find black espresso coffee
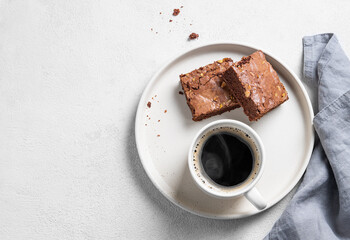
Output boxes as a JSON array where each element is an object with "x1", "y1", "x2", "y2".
[{"x1": 200, "y1": 132, "x2": 253, "y2": 187}]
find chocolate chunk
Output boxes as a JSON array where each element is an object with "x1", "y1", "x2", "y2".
[{"x1": 147, "y1": 102, "x2": 151, "y2": 108}]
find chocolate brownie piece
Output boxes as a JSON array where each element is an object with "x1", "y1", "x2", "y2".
[
  {"x1": 223, "y1": 51, "x2": 288, "y2": 121},
  {"x1": 180, "y1": 58, "x2": 240, "y2": 121}
]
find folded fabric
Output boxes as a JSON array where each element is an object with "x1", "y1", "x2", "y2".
[{"x1": 265, "y1": 34, "x2": 350, "y2": 240}]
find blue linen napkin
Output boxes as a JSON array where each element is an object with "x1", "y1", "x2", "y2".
[{"x1": 265, "y1": 34, "x2": 350, "y2": 240}]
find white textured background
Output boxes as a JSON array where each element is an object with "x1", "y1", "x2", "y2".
[{"x1": 1, "y1": 0, "x2": 350, "y2": 239}]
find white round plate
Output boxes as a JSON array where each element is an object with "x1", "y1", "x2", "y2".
[{"x1": 135, "y1": 43, "x2": 314, "y2": 219}]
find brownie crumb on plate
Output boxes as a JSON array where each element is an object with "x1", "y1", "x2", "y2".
[
  {"x1": 147, "y1": 102, "x2": 151, "y2": 108},
  {"x1": 178, "y1": 91, "x2": 184, "y2": 95}
]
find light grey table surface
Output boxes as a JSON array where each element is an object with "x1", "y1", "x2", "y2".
[{"x1": 1, "y1": 0, "x2": 350, "y2": 239}]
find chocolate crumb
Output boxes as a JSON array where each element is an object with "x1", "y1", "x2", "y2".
[
  {"x1": 158, "y1": 120, "x2": 160, "y2": 122},
  {"x1": 160, "y1": 12, "x2": 162, "y2": 14},
  {"x1": 189, "y1": 33, "x2": 199, "y2": 40},
  {"x1": 157, "y1": 134, "x2": 160, "y2": 137},
  {"x1": 145, "y1": 124, "x2": 147, "y2": 126},
  {"x1": 180, "y1": 6, "x2": 183, "y2": 8},
  {"x1": 147, "y1": 102, "x2": 151, "y2": 108},
  {"x1": 156, "y1": 32, "x2": 158, "y2": 34},
  {"x1": 169, "y1": 19, "x2": 173, "y2": 22},
  {"x1": 155, "y1": 95, "x2": 157, "y2": 97},
  {"x1": 151, "y1": 28, "x2": 153, "y2": 31},
  {"x1": 190, "y1": 24, "x2": 192, "y2": 26},
  {"x1": 164, "y1": 110, "x2": 167, "y2": 113},
  {"x1": 173, "y1": 9, "x2": 180, "y2": 16},
  {"x1": 179, "y1": 91, "x2": 184, "y2": 95}
]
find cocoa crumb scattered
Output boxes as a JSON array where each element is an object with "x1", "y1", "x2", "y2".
[
  {"x1": 158, "y1": 120, "x2": 160, "y2": 122},
  {"x1": 157, "y1": 134, "x2": 160, "y2": 137},
  {"x1": 155, "y1": 95, "x2": 157, "y2": 97},
  {"x1": 151, "y1": 28, "x2": 153, "y2": 31},
  {"x1": 189, "y1": 33, "x2": 199, "y2": 40},
  {"x1": 147, "y1": 102, "x2": 151, "y2": 108},
  {"x1": 164, "y1": 110, "x2": 167, "y2": 113},
  {"x1": 160, "y1": 12, "x2": 162, "y2": 14},
  {"x1": 179, "y1": 91, "x2": 184, "y2": 95},
  {"x1": 173, "y1": 9, "x2": 180, "y2": 16},
  {"x1": 145, "y1": 124, "x2": 147, "y2": 126},
  {"x1": 169, "y1": 19, "x2": 173, "y2": 22},
  {"x1": 180, "y1": 6, "x2": 183, "y2": 8}
]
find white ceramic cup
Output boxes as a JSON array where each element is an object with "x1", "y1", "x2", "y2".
[{"x1": 188, "y1": 119, "x2": 267, "y2": 210}]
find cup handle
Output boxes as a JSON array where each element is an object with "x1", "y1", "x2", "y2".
[{"x1": 244, "y1": 187, "x2": 267, "y2": 210}]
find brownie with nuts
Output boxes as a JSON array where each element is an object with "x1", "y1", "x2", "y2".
[
  {"x1": 223, "y1": 51, "x2": 288, "y2": 121},
  {"x1": 180, "y1": 58, "x2": 240, "y2": 121}
]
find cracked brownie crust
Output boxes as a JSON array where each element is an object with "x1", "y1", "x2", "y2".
[
  {"x1": 180, "y1": 58, "x2": 240, "y2": 121},
  {"x1": 223, "y1": 50, "x2": 289, "y2": 121}
]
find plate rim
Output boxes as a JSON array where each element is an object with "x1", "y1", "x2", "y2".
[{"x1": 135, "y1": 42, "x2": 315, "y2": 219}]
